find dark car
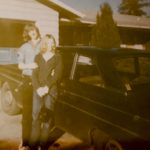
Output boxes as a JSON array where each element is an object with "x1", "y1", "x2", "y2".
[
  {"x1": 54, "y1": 46, "x2": 150, "y2": 150},
  {"x1": 0, "y1": 46, "x2": 150, "y2": 150}
]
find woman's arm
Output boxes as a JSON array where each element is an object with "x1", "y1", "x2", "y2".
[
  {"x1": 18, "y1": 62, "x2": 38, "y2": 70},
  {"x1": 18, "y1": 44, "x2": 25, "y2": 69},
  {"x1": 18, "y1": 43, "x2": 38, "y2": 70},
  {"x1": 32, "y1": 56, "x2": 40, "y2": 90}
]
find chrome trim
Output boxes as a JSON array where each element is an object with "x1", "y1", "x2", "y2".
[
  {"x1": 0, "y1": 73, "x2": 22, "y2": 84},
  {"x1": 0, "y1": 68, "x2": 21, "y2": 77},
  {"x1": 65, "y1": 90, "x2": 150, "y2": 123},
  {"x1": 70, "y1": 52, "x2": 78, "y2": 80},
  {"x1": 58, "y1": 100, "x2": 141, "y2": 139}
]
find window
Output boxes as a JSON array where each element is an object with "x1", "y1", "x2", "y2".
[
  {"x1": 0, "y1": 19, "x2": 33, "y2": 47},
  {"x1": 74, "y1": 54, "x2": 105, "y2": 88},
  {"x1": 113, "y1": 57, "x2": 135, "y2": 74},
  {"x1": 113, "y1": 56, "x2": 150, "y2": 90},
  {"x1": 136, "y1": 57, "x2": 150, "y2": 84},
  {"x1": 113, "y1": 57, "x2": 136, "y2": 90}
]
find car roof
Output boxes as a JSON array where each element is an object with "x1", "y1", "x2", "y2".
[{"x1": 57, "y1": 46, "x2": 150, "y2": 57}]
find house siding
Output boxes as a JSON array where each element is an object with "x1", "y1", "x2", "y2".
[{"x1": 0, "y1": 0, "x2": 59, "y2": 44}]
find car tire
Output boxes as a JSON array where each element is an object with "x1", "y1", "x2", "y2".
[
  {"x1": 90, "y1": 128, "x2": 109, "y2": 150},
  {"x1": 104, "y1": 139, "x2": 124, "y2": 150},
  {"x1": 1, "y1": 82, "x2": 21, "y2": 115}
]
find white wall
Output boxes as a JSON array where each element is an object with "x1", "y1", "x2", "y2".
[{"x1": 0, "y1": 0, "x2": 59, "y2": 44}]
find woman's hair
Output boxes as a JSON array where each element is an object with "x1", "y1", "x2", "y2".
[
  {"x1": 23, "y1": 24, "x2": 40, "y2": 42},
  {"x1": 40, "y1": 34, "x2": 56, "y2": 54}
]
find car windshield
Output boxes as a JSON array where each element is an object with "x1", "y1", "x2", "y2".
[{"x1": 112, "y1": 56, "x2": 150, "y2": 90}]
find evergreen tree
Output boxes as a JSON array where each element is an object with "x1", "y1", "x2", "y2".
[
  {"x1": 92, "y1": 3, "x2": 121, "y2": 48},
  {"x1": 119, "y1": 0, "x2": 150, "y2": 16}
]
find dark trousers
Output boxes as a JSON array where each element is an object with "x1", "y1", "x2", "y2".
[
  {"x1": 21, "y1": 76, "x2": 33, "y2": 147},
  {"x1": 30, "y1": 90, "x2": 55, "y2": 149}
]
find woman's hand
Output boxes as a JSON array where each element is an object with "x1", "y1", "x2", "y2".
[
  {"x1": 43, "y1": 86, "x2": 49, "y2": 95},
  {"x1": 36, "y1": 86, "x2": 49, "y2": 97},
  {"x1": 18, "y1": 63, "x2": 38, "y2": 70},
  {"x1": 37, "y1": 87, "x2": 44, "y2": 97}
]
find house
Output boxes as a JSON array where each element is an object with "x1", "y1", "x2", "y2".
[
  {"x1": 0, "y1": 0, "x2": 84, "y2": 47},
  {"x1": 0, "y1": 0, "x2": 84, "y2": 64},
  {"x1": 60, "y1": 10, "x2": 150, "y2": 49}
]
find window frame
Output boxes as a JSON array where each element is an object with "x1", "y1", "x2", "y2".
[{"x1": 70, "y1": 52, "x2": 105, "y2": 88}]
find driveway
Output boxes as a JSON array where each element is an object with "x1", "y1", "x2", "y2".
[{"x1": 0, "y1": 90, "x2": 93, "y2": 150}]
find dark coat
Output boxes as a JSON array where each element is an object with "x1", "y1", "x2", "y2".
[{"x1": 32, "y1": 52, "x2": 63, "y2": 91}]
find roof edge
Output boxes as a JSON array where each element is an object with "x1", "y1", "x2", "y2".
[{"x1": 48, "y1": 0, "x2": 85, "y2": 18}]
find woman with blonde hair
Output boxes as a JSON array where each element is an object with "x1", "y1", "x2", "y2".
[{"x1": 31, "y1": 34, "x2": 63, "y2": 150}]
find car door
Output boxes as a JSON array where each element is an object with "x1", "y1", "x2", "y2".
[
  {"x1": 112, "y1": 55, "x2": 150, "y2": 143},
  {"x1": 55, "y1": 52, "x2": 129, "y2": 141}
]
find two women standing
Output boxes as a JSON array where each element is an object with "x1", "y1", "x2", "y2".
[{"x1": 18, "y1": 24, "x2": 62, "y2": 150}]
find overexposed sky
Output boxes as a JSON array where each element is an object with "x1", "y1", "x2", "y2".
[
  {"x1": 61, "y1": 0, "x2": 121, "y2": 12},
  {"x1": 61, "y1": 0, "x2": 150, "y2": 15}
]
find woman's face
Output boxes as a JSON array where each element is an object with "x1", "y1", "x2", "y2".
[
  {"x1": 28, "y1": 29, "x2": 38, "y2": 40},
  {"x1": 47, "y1": 38, "x2": 54, "y2": 52}
]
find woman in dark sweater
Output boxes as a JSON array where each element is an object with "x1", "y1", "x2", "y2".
[{"x1": 31, "y1": 34, "x2": 63, "y2": 150}]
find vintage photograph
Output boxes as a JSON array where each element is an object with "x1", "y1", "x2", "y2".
[{"x1": 0, "y1": 0, "x2": 150, "y2": 150}]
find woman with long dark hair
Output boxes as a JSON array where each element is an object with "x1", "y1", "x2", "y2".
[{"x1": 18, "y1": 23, "x2": 41, "y2": 150}]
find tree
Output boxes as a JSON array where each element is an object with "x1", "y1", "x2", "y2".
[
  {"x1": 92, "y1": 3, "x2": 121, "y2": 48},
  {"x1": 118, "y1": 0, "x2": 150, "y2": 16}
]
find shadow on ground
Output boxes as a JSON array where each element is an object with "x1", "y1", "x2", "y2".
[
  {"x1": 0, "y1": 140, "x2": 19, "y2": 150},
  {"x1": 0, "y1": 141, "x2": 93, "y2": 150}
]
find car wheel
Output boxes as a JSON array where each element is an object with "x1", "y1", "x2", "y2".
[
  {"x1": 105, "y1": 139, "x2": 123, "y2": 150},
  {"x1": 90, "y1": 128, "x2": 109, "y2": 150},
  {"x1": 1, "y1": 82, "x2": 21, "y2": 115}
]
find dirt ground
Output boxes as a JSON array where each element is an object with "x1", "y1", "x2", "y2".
[{"x1": 0, "y1": 91, "x2": 94, "y2": 150}]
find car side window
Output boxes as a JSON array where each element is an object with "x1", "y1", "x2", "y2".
[
  {"x1": 113, "y1": 56, "x2": 150, "y2": 90},
  {"x1": 74, "y1": 54, "x2": 105, "y2": 88},
  {"x1": 113, "y1": 57, "x2": 135, "y2": 74},
  {"x1": 135, "y1": 57, "x2": 150, "y2": 84},
  {"x1": 139, "y1": 57, "x2": 150, "y2": 77},
  {"x1": 113, "y1": 57, "x2": 136, "y2": 90}
]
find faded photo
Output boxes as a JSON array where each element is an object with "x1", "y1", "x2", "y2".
[{"x1": 0, "y1": 0, "x2": 150, "y2": 150}]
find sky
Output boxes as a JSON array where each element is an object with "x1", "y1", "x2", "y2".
[{"x1": 61, "y1": 0, "x2": 150, "y2": 15}]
